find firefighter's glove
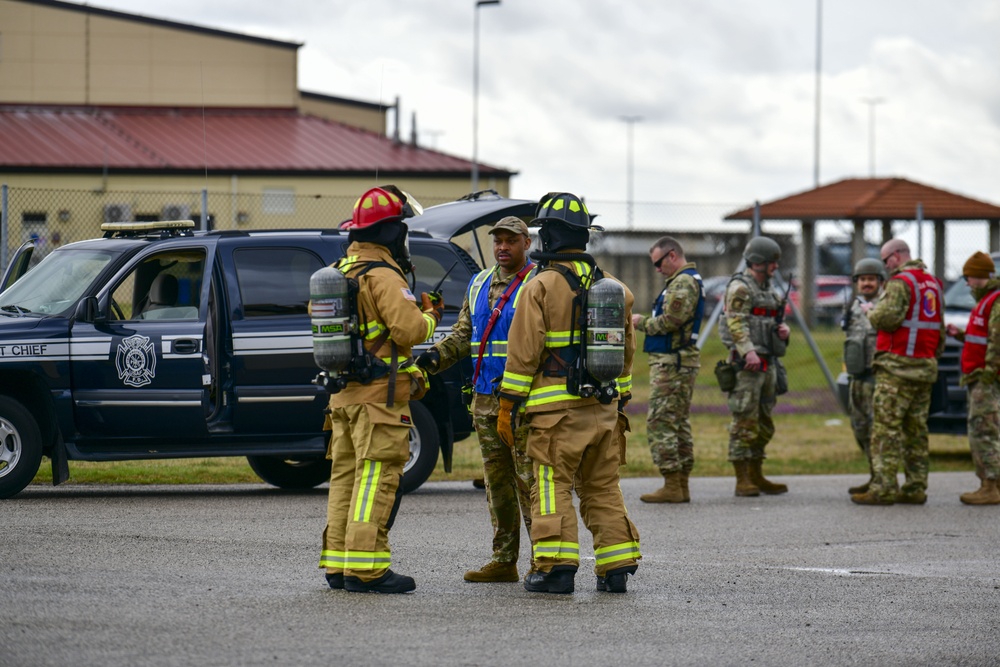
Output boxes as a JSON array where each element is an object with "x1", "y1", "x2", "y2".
[
  {"x1": 497, "y1": 393, "x2": 522, "y2": 448},
  {"x1": 416, "y1": 349, "x2": 440, "y2": 373},
  {"x1": 617, "y1": 391, "x2": 632, "y2": 414},
  {"x1": 420, "y1": 292, "x2": 445, "y2": 323}
]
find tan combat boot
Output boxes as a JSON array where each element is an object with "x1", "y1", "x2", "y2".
[
  {"x1": 681, "y1": 471, "x2": 691, "y2": 502},
  {"x1": 640, "y1": 472, "x2": 686, "y2": 503},
  {"x1": 960, "y1": 478, "x2": 1000, "y2": 505},
  {"x1": 848, "y1": 461, "x2": 875, "y2": 495},
  {"x1": 733, "y1": 461, "x2": 760, "y2": 497},
  {"x1": 749, "y1": 459, "x2": 788, "y2": 495},
  {"x1": 464, "y1": 561, "x2": 519, "y2": 582}
]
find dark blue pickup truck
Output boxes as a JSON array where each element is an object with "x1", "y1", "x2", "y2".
[{"x1": 0, "y1": 192, "x2": 535, "y2": 498}]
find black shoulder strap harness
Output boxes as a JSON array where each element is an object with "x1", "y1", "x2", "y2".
[{"x1": 334, "y1": 259, "x2": 410, "y2": 407}]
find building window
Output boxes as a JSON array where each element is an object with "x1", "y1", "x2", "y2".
[{"x1": 262, "y1": 188, "x2": 295, "y2": 215}]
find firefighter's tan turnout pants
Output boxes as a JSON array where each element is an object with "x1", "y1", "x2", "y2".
[
  {"x1": 526, "y1": 402, "x2": 641, "y2": 577},
  {"x1": 320, "y1": 402, "x2": 410, "y2": 582}
]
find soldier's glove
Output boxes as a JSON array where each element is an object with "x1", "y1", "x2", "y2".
[
  {"x1": 416, "y1": 349, "x2": 440, "y2": 372},
  {"x1": 982, "y1": 366, "x2": 998, "y2": 385},
  {"x1": 497, "y1": 392, "x2": 522, "y2": 448},
  {"x1": 420, "y1": 292, "x2": 445, "y2": 323}
]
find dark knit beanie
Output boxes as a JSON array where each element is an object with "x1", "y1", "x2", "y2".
[{"x1": 963, "y1": 251, "x2": 995, "y2": 279}]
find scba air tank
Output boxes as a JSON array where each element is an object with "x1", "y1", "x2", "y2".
[
  {"x1": 585, "y1": 277, "x2": 626, "y2": 383},
  {"x1": 310, "y1": 266, "x2": 352, "y2": 372}
]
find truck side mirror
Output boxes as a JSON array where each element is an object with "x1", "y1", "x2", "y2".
[{"x1": 74, "y1": 296, "x2": 105, "y2": 324}]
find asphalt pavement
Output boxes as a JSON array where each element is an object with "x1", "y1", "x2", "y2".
[{"x1": 4, "y1": 472, "x2": 999, "y2": 667}]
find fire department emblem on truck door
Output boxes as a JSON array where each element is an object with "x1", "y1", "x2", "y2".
[{"x1": 116, "y1": 334, "x2": 157, "y2": 387}]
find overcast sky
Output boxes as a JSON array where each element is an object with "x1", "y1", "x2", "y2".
[{"x1": 90, "y1": 0, "x2": 999, "y2": 260}]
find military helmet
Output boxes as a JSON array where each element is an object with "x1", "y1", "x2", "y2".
[
  {"x1": 852, "y1": 257, "x2": 887, "y2": 282},
  {"x1": 743, "y1": 236, "x2": 781, "y2": 264},
  {"x1": 532, "y1": 192, "x2": 603, "y2": 231}
]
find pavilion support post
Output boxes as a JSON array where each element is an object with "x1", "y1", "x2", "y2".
[
  {"x1": 990, "y1": 219, "x2": 999, "y2": 253},
  {"x1": 851, "y1": 219, "x2": 866, "y2": 270},
  {"x1": 799, "y1": 220, "x2": 816, "y2": 328},
  {"x1": 933, "y1": 220, "x2": 945, "y2": 279},
  {"x1": 881, "y1": 219, "x2": 893, "y2": 245}
]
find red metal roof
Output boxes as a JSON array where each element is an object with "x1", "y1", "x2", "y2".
[
  {"x1": 726, "y1": 177, "x2": 1000, "y2": 221},
  {"x1": 0, "y1": 105, "x2": 514, "y2": 176}
]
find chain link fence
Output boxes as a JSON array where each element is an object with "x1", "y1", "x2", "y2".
[
  {"x1": 0, "y1": 186, "x2": 463, "y2": 268},
  {"x1": 6, "y1": 185, "x2": 992, "y2": 417}
]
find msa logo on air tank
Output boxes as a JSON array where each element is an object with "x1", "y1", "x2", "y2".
[{"x1": 116, "y1": 334, "x2": 157, "y2": 387}]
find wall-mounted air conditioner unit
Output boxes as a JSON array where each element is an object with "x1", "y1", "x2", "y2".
[
  {"x1": 103, "y1": 203, "x2": 133, "y2": 223},
  {"x1": 161, "y1": 203, "x2": 191, "y2": 221}
]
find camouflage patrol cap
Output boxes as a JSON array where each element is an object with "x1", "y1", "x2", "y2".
[
  {"x1": 962, "y1": 251, "x2": 995, "y2": 279},
  {"x1": 489, "y1": 216, "x2": 530, "y2": 237}
]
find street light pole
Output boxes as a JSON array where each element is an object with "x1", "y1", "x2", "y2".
[
  {"x1": 813, "y1": 0, "x2": 823, "y2": 187},
  {"x1": 860, "y1": 97, "x2": 885, "y2": 177},
  {"x1": 620, "y1": 115, "x2": 642, "y2": 230},
  {"x1": 472, "y1": 0, "x2": 500, "y2": 193}
]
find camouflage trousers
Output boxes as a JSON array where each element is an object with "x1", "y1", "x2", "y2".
[
  {"x1": 727, "y1": 364, "x2": 777, "y2": 461},
  {"x1": 967, "y1": 380, "x2": 1000, "y2": 481},
  {"x1": 473, "y1": 396, "x2": 533, "y2": 564},
  {"x1": 647, "y1": 362, "x2": 698, "y2": 474},
  {"x1": 848, "y1": 375, "x2": 875, "y2": 457},
  {"x1": 870, "y1": 372, "x2": 932, "y2": 498}
]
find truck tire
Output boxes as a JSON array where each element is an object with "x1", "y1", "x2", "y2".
[
  {"x1": 401, "y1": 401, "x2": 439, "y2": 494},
  {"x1": 0, "y1": 396, "x2": 44, "y2": 499},
  {"x1": 246, "y1": 455, "x2": 332, "y2": 490}
]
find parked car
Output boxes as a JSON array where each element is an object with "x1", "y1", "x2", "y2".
[
  {"x1": 0, "y1": 191, "x2": 536, "y2": 499},
  {"x1": 788, "y1": 275, "x2": 853, "y2": 326}
]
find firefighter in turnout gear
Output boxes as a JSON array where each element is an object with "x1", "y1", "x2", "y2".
[
  {"x1": 498, "y1": 192, "x2": 641, "y2": 595},
  {"x1": 946, "y1": 252, "x2": 1000, "y2": 505},
  {"x1": 843, "y1": 257, "x2": 887, "y2": 495},
  {"x1": 417, "y1": 216, "x2": 537, "y2": 582},
  {"x1": 632, "y1": 236, "x2": 704, "y2": 503},
  {"x1": 852, "y1": 239, "x2": 945, "y2": 506},
  {"x1": 719, "y1": 236, "x2": 791, "y2": 497},
  {"x1": 317, "y1": 186, "x2": 443, "y2": 594}
]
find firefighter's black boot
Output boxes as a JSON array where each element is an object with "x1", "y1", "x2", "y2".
[
  {"x1": 344, "y1": 569, "x2": 416, "y2": 594},
  {"x1": 596, "y1": 564, "x2": 638, "y2": 593},
  {"x1": 524, "y1": 565, "x2": 577, "y2": 594},
  {"x1": 325, "y1": 572, "x2": 344, "y2": 590}
]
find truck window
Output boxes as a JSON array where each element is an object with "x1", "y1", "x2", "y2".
[
  {"x1": 234, "y1": 247, "x2": 324, "y2": 317},
  {"x1": 110, "y1": 250, "x2": 205, "y2": 321}
]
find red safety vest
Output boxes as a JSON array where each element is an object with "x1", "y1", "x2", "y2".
[
  {"x1": 875, "y1": 268, "x2": 942, "y2": 359},
  {"x1": 960, "y1": 289, "x2": 1000, "y2": 375}
]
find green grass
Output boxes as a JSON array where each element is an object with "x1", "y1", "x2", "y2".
[{"x1": 29, "y1": 329, "x2": 973, "y2": 487}]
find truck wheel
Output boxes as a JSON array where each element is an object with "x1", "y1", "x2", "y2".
[
  {"x1": 246, "y1": 455, "x2": 332, "y2": 490},
  {"x1": 401, "y1": 401, "x2": 439, "y2": 494},
  {"x1": 0, "y1": 396, "x2": 44, "y2": 499}
]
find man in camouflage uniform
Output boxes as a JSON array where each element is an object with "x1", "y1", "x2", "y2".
[
  {"x1": 852, "y1": 239, "x2": 945, "y2": 506},
  {"x1": 946, "y1": 251, "x2": 1000, "y2": 505},
  {"x1": 720, "y1": 236, "x2": 791, "y2": 497},
  {"x1": 417, "y1": 217, "x2": 535, "y2": 582},
  {"x1": 632, "y1": 236, "x2": 705, "y2": 503},
  {"x1": 842, "y1": 257, "x2": 887, "y2": 495}
]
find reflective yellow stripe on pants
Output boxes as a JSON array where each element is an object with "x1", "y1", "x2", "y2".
[{"x1": 595, "y1": 540, "x2": 641, "y2": 568}]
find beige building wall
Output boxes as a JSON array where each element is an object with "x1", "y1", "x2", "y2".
[
  {"x1": 0, "y1": 0, "x2": 299, "y2": 107},
  {"x1": 1, "y1": 173, "x2": 512, "y2": 247},
  {"x1": 298, "y1": 94, "x2": 387, "y2": 135}
]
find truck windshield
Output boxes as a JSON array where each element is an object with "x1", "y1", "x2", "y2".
[{"x1": 0, "y1": 248, "x2": 117, "y2": 316}]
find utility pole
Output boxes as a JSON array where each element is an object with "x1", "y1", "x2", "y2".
[
  {"x1": 860, "y1": 97, "x2": 885, "y2": 177},
  {"x1": 620, "y1": 115, "x2": 642, "y2": 229}
]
